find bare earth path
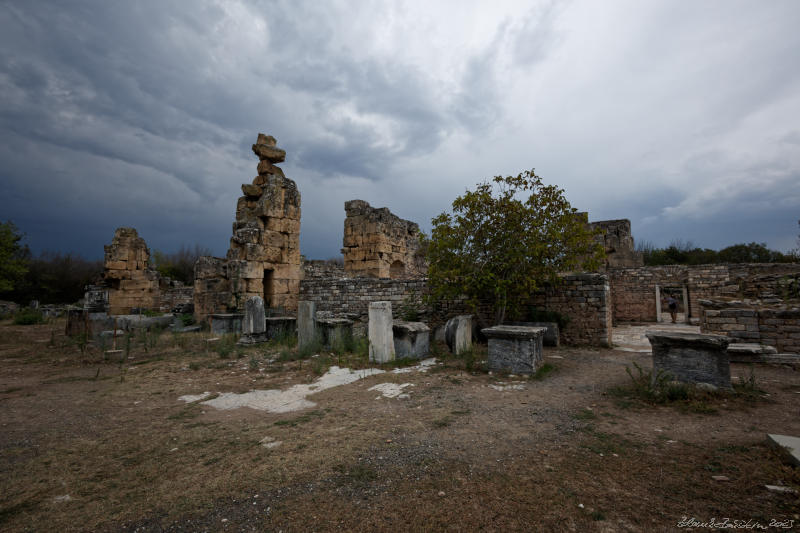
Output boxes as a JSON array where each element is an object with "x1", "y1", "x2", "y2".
[{"x1": 0, "y1": 320, "x2": 798, "y2": 532}]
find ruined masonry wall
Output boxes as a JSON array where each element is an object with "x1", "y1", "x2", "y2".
[
  {"x1": 299, "y1": 273, "x2": 612, "y2": 347},
  {"x1": 588, "y1": 219, "x2": 643, "y2": 269},
  {"x1": 700, "y1": 303, "x2": 800, "y2": 353},
  {"x1": 342, "y1": 200, "x2": 426, "y2": 279},
  {"x1": 609, "y1": 264, "x2": 800, "y2": 323},
  {"x1": 103, "y1": 227, "x2": 160, "y2": 315},
  {"x1": 194, "y1": 134, "x2": 302, "y2": 322}
]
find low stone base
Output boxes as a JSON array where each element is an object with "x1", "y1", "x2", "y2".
[
  {"x1": 211, "y1": 313, "x2": 243, "y2": 335},
  {"x1": 504, "y1": 321, "x2": 559, "y2": 347},
  {"x1": 483, "y1": 325, "x2": 546, "y2": 374},
  {"x1": 646, "y1": 332, "x2": 731, "y2": 389},
  {"x1": 318, "y1": 318, "x2": 354, "y2": 348},
  {"x1": 393, "y1": 321, "x2": 430, "y2": 359}
]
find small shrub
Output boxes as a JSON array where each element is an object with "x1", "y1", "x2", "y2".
[
  {"x1": 215, "y1": 334, "x2": 237, "y2": 359},
  {"x1": 179, "y1": 313, "x2": 195, "y2": 327},
  {"x1": 13, "y1": 307, "x2": 45, "y2": 325},
  {"x1": 142, "y1": 309, "x2": 163, "y2": 317},
  {"x1": 399, "y1": 291, "x2": 421, "y2": 321},
  {"x1": 248, "y1": 354, "x2": 260, "y2": 371},
  {"x1": 531, "y1": 362, "x2": 555, "y2": 380}
]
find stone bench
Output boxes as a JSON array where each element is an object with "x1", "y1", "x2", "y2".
[
  {"x1": 645, "y1": 332, "x2": 731, "y2": 389},
  {"x1": 393, "y1": 321, "x2": 430, "y2": 359},
  {"x1": 483, "y1": 325, "x2": 547, "y2": 374}
]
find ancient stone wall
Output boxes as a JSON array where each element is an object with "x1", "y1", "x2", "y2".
[
  {"x1": 303, "y1": 260, "x2": 345, "y2": 280},
  {"x1": 609, "y1": 263, "x2": 800, "y2": 323},
  {"x1": 700, "y1": 300, "x2": 800, "y2": 353},
  {"x1": 299, "y1": 273, "x2": 612, "y2": 347},
  {"x1": 588, "y1": 218, "x2": 643, "y2": 269},
  {"x1": 194, "y1": 134, "x2": 302, "y2": 322},
  {"x1": 103, "y1": 227, "x2": 160, "y2": 315},
  {"x1": 342, "y1": 200, "x2": 425, "y2": 279}
]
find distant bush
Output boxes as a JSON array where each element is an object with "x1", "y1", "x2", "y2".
[{"x1": 13, "y1": 307, "x2": 45, "y2": 325}]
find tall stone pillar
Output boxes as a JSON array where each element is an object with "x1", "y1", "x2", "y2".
[
  {"x1": 297, "y1": 300, "x2": 317, "y2": 350},
  {"x1": 369, "y1": 301, "x2": 395, "y2": 363}
]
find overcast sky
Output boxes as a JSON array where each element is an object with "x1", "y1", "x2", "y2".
[{"x1": 1, "y1": 0, "x2": 798, "y2": 260}]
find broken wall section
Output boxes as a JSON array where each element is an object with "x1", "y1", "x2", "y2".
[
  {"x1": 588, "y1": 218, "x2": 643, "y2": 269},
  {"x1": 342, "y1": 200, "x2": 426, "y2": 279},
  {"x1": 103, "y1": 227, "x2": 160, "y2": 315},
  {"x1": 194, "y1": 134, "x2": 302, "y2": 323}
]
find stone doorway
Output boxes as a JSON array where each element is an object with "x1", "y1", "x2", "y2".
[
  {"x1": 655, "y1": 284, "x2": 690, "y2": 324},
  {"x1": 264, "y1": 268, "x2": 274, "y2": 308}
]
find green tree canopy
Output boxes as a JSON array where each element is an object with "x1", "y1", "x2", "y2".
[
  {"x1": 426, "y1": 169, "x2": 604, "y2": 325},
  {"x1": 0, "y1": 221, "x2": 29, "y2": 293}
]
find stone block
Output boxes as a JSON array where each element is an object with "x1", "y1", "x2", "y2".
[
  {"x1": 242, "y1": 296, "x2": 266, "y2": 335},
  {"x1": 297, "y1": 301, "x2": 316, "y2": 350},
  {"x1": 483, "y1": 325, "x2": 546, "y2": 374},
  {"x1": 210, "y1": 314, "x2": 243, "y2": 335},
  {"x1": 445, "y1": 315, "x2": 472, "y2": 355},
  {"x1": 369, "y1": 301, "x2": 395, "y2": 363},
  {"x1": 393, "y1": 321, "x2": 430, "y2": 359},
  {"x1": 318, "y1": 318, "x2": 354, "y2": 349},
  {"x1": 646, "y1": 332, "x2": 731, "y2": 389}
]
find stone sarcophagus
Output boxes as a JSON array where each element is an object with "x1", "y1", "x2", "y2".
[
  {"x1": 646, "y1": 332, "x2": 732, "y2": 389},
  {"x1": 483, "y1": 325, "x2": 546, "y2": 375}
]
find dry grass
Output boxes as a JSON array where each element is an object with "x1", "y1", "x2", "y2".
[{"x1": 0, "y1": 320, "x2": 799, "y2": 531}]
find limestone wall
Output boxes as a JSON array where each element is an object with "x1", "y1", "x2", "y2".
[
  {"x1": 588, "y1": 219, "x2": 644, "y2": 269},
  {"x1": 609, "y1": 264, "x2": 800, "y2": 324},
  {"x1": 103, "y1": 227, "x2": 160, "y2": 315},
  {"x1": 700, "y1": 300, "x2": 800, "y2": 353},
  {"x1": 342, "y1": 200, "x2": 426, "y2": 279},
  {"x1": 194, "y1": 134, "x2": 302, "y2": 322},
  {"x1": 299, "y1": 273, "x2": 612, "y2": 347}
]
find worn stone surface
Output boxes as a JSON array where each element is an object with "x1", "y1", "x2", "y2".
[
  {"x1": 342, "y1": 200, "x2": 426, "y2": 279},
  {"x1": 210, "y1": 314, "x2": 243, "y2": 335},
  {"x1": 483, "y1": 325, "x2": 546, "y2": 374},
  {"x1": 194, "y1": 134, "x2": 302, "y2": 322},
  {"x1": 393, "y1": 321, "x2": 430, "y2": 359},
  {"x1": 369, "y1": 301, "x2": 395, "y2": 363},
  {"x1": 766, "y1": 434, "x2": 800, "y2": 467},
  {"x1": 587, "y1": 218, "x2": 643, "y2": 269},
  {"x1": 504, "y1": 321, "x2": 559, "y2": 347},
  {"x1": 297, "y1": 301, "x2": 317, "y2": 349},
  {"x1": 243, "y1": 296, "x2": 266, "y2": 335},
  {"x1": 103, "y1": 228, "x2": 160, "y2": 315},
  {"x1": 646, "y1": 332, "x2": 732, "y2": 389},
  {"x1": 445, "y1": 315, "x2": 472, "y2": 355},
  {"x1": 318, "y1": 318, "x2": 354, "y2": 349}
]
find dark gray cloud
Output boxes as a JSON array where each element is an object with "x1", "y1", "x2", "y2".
[{"x1": 0, "y1": 0, "x2": 798, "y2": 262}]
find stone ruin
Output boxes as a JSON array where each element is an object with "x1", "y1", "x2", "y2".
[
  {"x1": 587, "y1": 218, "x2": 643, "y2": 269},
  {"x1": 103, "y1": 227, "x2": 160, "y2": 315},
  {"x1": 342, "y1": 200, "x2": 426, "y2": 279},
  {"x1": 194, "y1": 134, "x2": 302, "y2": 323}
]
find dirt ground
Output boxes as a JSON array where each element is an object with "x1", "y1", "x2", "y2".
[{"x1": 1, "y1": 319, "x2": 799, "y2": 532}]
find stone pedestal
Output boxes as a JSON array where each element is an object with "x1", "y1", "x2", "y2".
[
  {"x1": 265, "y1": 316, "x2": 296, "y2": 339},
  {"x1": 318, "y1": 318, "x2": 354, "y2": 348},
  {"x1": 239, "y1": 296, "x2": 269, "y2": 344},
  {"x1": 505, "y1": 321, "x2": 559, "y2": 347},
  {"x1": 646, "y1": 332, "x2": 732, "y2": 389},
  {"x1": 210, "y1": 313, "x2": 243, "y2": 335},
  {"x1": 445, "y1": 315, "x2": 472, "y2": 355},
  {"x1": 393, "y1": 321, "x2": 430, "y2": 359},
  {"x1": 369, "y1": 301, "x2": 395, "y2": 363},
  {"x1": 483, "y1": 325, "x2": 546, "y2": 374},
  {"x1": 297, "y1": 301, "x2": 317, "y2": 349}
]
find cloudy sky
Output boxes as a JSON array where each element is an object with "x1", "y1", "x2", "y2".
[{"x1": 1, "y1": 0, "x2": 799, "y2": 260}]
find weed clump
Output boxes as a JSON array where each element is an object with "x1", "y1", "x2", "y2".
[{"x1": 13, "y1": 307, "x2": 45, "y2": 325}]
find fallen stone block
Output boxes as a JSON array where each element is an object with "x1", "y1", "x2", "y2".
[
  {"x1": 766, "y1": 434, "x2": 800, "y2": 467},
  {"x1": 393, "y1": 321, "x2": 430, "y2": 359}
]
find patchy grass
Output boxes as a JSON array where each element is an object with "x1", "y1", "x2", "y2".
[
  {"x1": 605, "y1": 362, "x2": 770, "y2": 414},
  {"x1": 531, "y1": 362, "x2": 556, "y2": 380}
]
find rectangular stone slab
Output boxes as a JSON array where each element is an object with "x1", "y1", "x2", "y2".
[
  {"x1": 766, "y1": 434, "x2": 800, "y2": 467},
  {"x1": 646, "y1": 332, "x2": 731, "y2": 389}
]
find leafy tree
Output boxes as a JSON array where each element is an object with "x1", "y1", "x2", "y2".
[
  {"x1": 0, "y1": 221, "x2": 29, "y2": 292},
  {"x1": 426, "y1": 169, "x2": 604, "y2": 325}
]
